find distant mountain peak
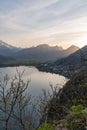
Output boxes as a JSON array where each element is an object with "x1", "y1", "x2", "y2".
[
  {"x1": 63, "y1": 45, "x2": 80, "y2": 57},
  {"x1": 65, "y1": 45, "x2": 79, "y2": 52},
  {"x1": 53, "y1": 45, "x2": 63, "y2": 50},
  {"x1": 37, "y1": 44, "x2": 63, "y2": 50},
  {"x1": 0, "y1": 40, "x2": 21, "y2": 56},
  {"x1": 37, "y1": 44, "x2": 49, "y2": 48},
  {"x1": 55, "y1": 44, "x2": 87, "y2": 67},
  {"x1": 0, "y1": 40, "x2": 8, "y2": 46},
  {"x1": 0, "y1": 40, "x2": 15, "y2": 49},
  {"x1": 67, "y1": 45, "x2": 79, "y2": 50}
]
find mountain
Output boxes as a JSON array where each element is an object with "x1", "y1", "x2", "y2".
[
  {"x1": 0, "y1": 40, "x2": 80, "y2": 63},
  {"x1": 0, "y1": 40, "x2": 21, "y2": 56},
  {"x1": 37, "y1": 44, "x2": 63, "y2": 51},
  {"x1": 15, "y1": 44, "x2": 79, "y2": 62},
  {"x1": 14, "y1": 44, "x2": 64, "y2": 61},
  {"x1": 56, "y1": 45, "x2": 87, "y2": 66},
  {"x1": 46, "y1": 68, "x2": 87, "y2": 127},
  {"x1": 64, "y1": 45, "x2": 79, "y2": 56}
]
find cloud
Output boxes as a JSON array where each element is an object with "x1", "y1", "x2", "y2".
[{"x1": 0, "y1": 0, "x2": 87, "y2": 48}]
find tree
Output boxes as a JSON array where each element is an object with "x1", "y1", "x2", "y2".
[
  {"x1": 0, "y1": 69, "x2": 30, "y2": 130},
  {"x1": 37, "y1": 83, "x2": 63, "y2": 124}
]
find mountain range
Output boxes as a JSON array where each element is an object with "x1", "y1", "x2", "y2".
[
  {"x1": 0, "y1": 40, "x2": 87, "y2": 75},
  {"x1": 0, "y1": 40, "x2": 80, "y2": 62},
  {"x1": 56, "y1": 45, "x2": 87, "y2": 66},
  {"x1": 35, "y1": 44, "x2": 87, "y2": 77},
  {"x1": 14, "y1": 44, "x2": 79, "y2": 61}
]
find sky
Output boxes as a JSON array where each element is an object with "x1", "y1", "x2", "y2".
[{"x1": 0, "y1": 0, "x2": 87, "y2": 48}]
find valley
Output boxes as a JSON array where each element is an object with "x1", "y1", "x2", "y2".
[{"x1": 0, "y1": 40, "x2": 80, "y2": 74}]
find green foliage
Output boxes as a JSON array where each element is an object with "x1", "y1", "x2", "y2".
[
  {"x1": 71, "y1": 105, "x2": 84, "y2": 114},
  {"x1": 4, "y1": 60, "x2": 42, "y2": 66},
  {"x1": 66, "y1": 114, "x2": 86, "y2": 130},
  {"x1": 38, "y1": 123, "x2": 53, "y2": 130},
  {"x1": 65, "y1": 105, "x2": 86, "y2": 130},
  {"x1": 55, "y1": 105, "x2": 86, "y2": 130},
  {"x1": 81, "y1": 83, "x2": 87, "y2": 88}
]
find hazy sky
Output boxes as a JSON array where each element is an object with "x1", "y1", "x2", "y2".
[{"x1": 0, "y1": 0, "x2": 87, "y2": 48}]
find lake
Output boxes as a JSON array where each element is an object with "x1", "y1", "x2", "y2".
[
  {"x1": 0, "y1": 66, "x2": 68, "y2": 96},
  {"x1": 0, "y1": 66, "x2": 68, "y2": 129}
]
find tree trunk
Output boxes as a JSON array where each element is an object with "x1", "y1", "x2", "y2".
[{"x1": 5, "y1": 120, "x2": 8, "y2": 130}]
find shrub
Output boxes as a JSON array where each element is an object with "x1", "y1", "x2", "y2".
[
  {"x1": 71, "y1": 105, "x2": 84, "y2": 114},
  {"x1": 66, "y1": 105, "x2": 86, "y2": 130},
  {"x1": 38, "y1": 123, "x2": 53, "y2": 130}
]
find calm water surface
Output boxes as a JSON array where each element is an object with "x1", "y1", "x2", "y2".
[
  {"x1": 0, "y1": 66, "x2": 68, "y2": 96},
  {"x1": 0, "y1": 66, "x2": 68, "y2": 129}
]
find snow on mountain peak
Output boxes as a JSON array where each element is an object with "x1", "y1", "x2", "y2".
[{"x1": 0, "y1": 40, "x2": 15, "y2": 49}]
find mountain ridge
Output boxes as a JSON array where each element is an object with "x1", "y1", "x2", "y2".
[
  {"x1": 56, "y1": 45, "x2": 87, "y2": 66},
  {"x1": 0, "y1": 40, "x2": 21, "y2": 56},
  {"x1": 14, "y1": 44, "x2": 79, "y2": 61},
  {"x1": 0, "y1": 40, "x2": 80, "y2": 63}
]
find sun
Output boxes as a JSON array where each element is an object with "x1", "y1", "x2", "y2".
[{"x1": 76, "y1": 36, "x2": 87, "y2": 48}]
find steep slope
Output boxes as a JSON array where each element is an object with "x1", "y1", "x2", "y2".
[
  {"x1": 0, "y1": 40, "x2": 21, "y2": 56},
  {"x1": 64, "y1": 45, "x2": 79, "y2": 56},
  {"x1": 46, "y1": 68, "x2": 87, "y2": 126},
  {"x1": 59, "y1": 69, "x2": 87, "y2": 106},
  {"x1": 56, "y1": 45, "x2": 87, "y2": 66}
]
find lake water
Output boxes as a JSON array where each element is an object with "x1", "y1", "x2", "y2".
[
  {"x1": 0, "y1": 66, "x2": 67, "y2": 96},
  {"x1": 0, "y1": 66, "x2": 68, "y2": 129}
]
